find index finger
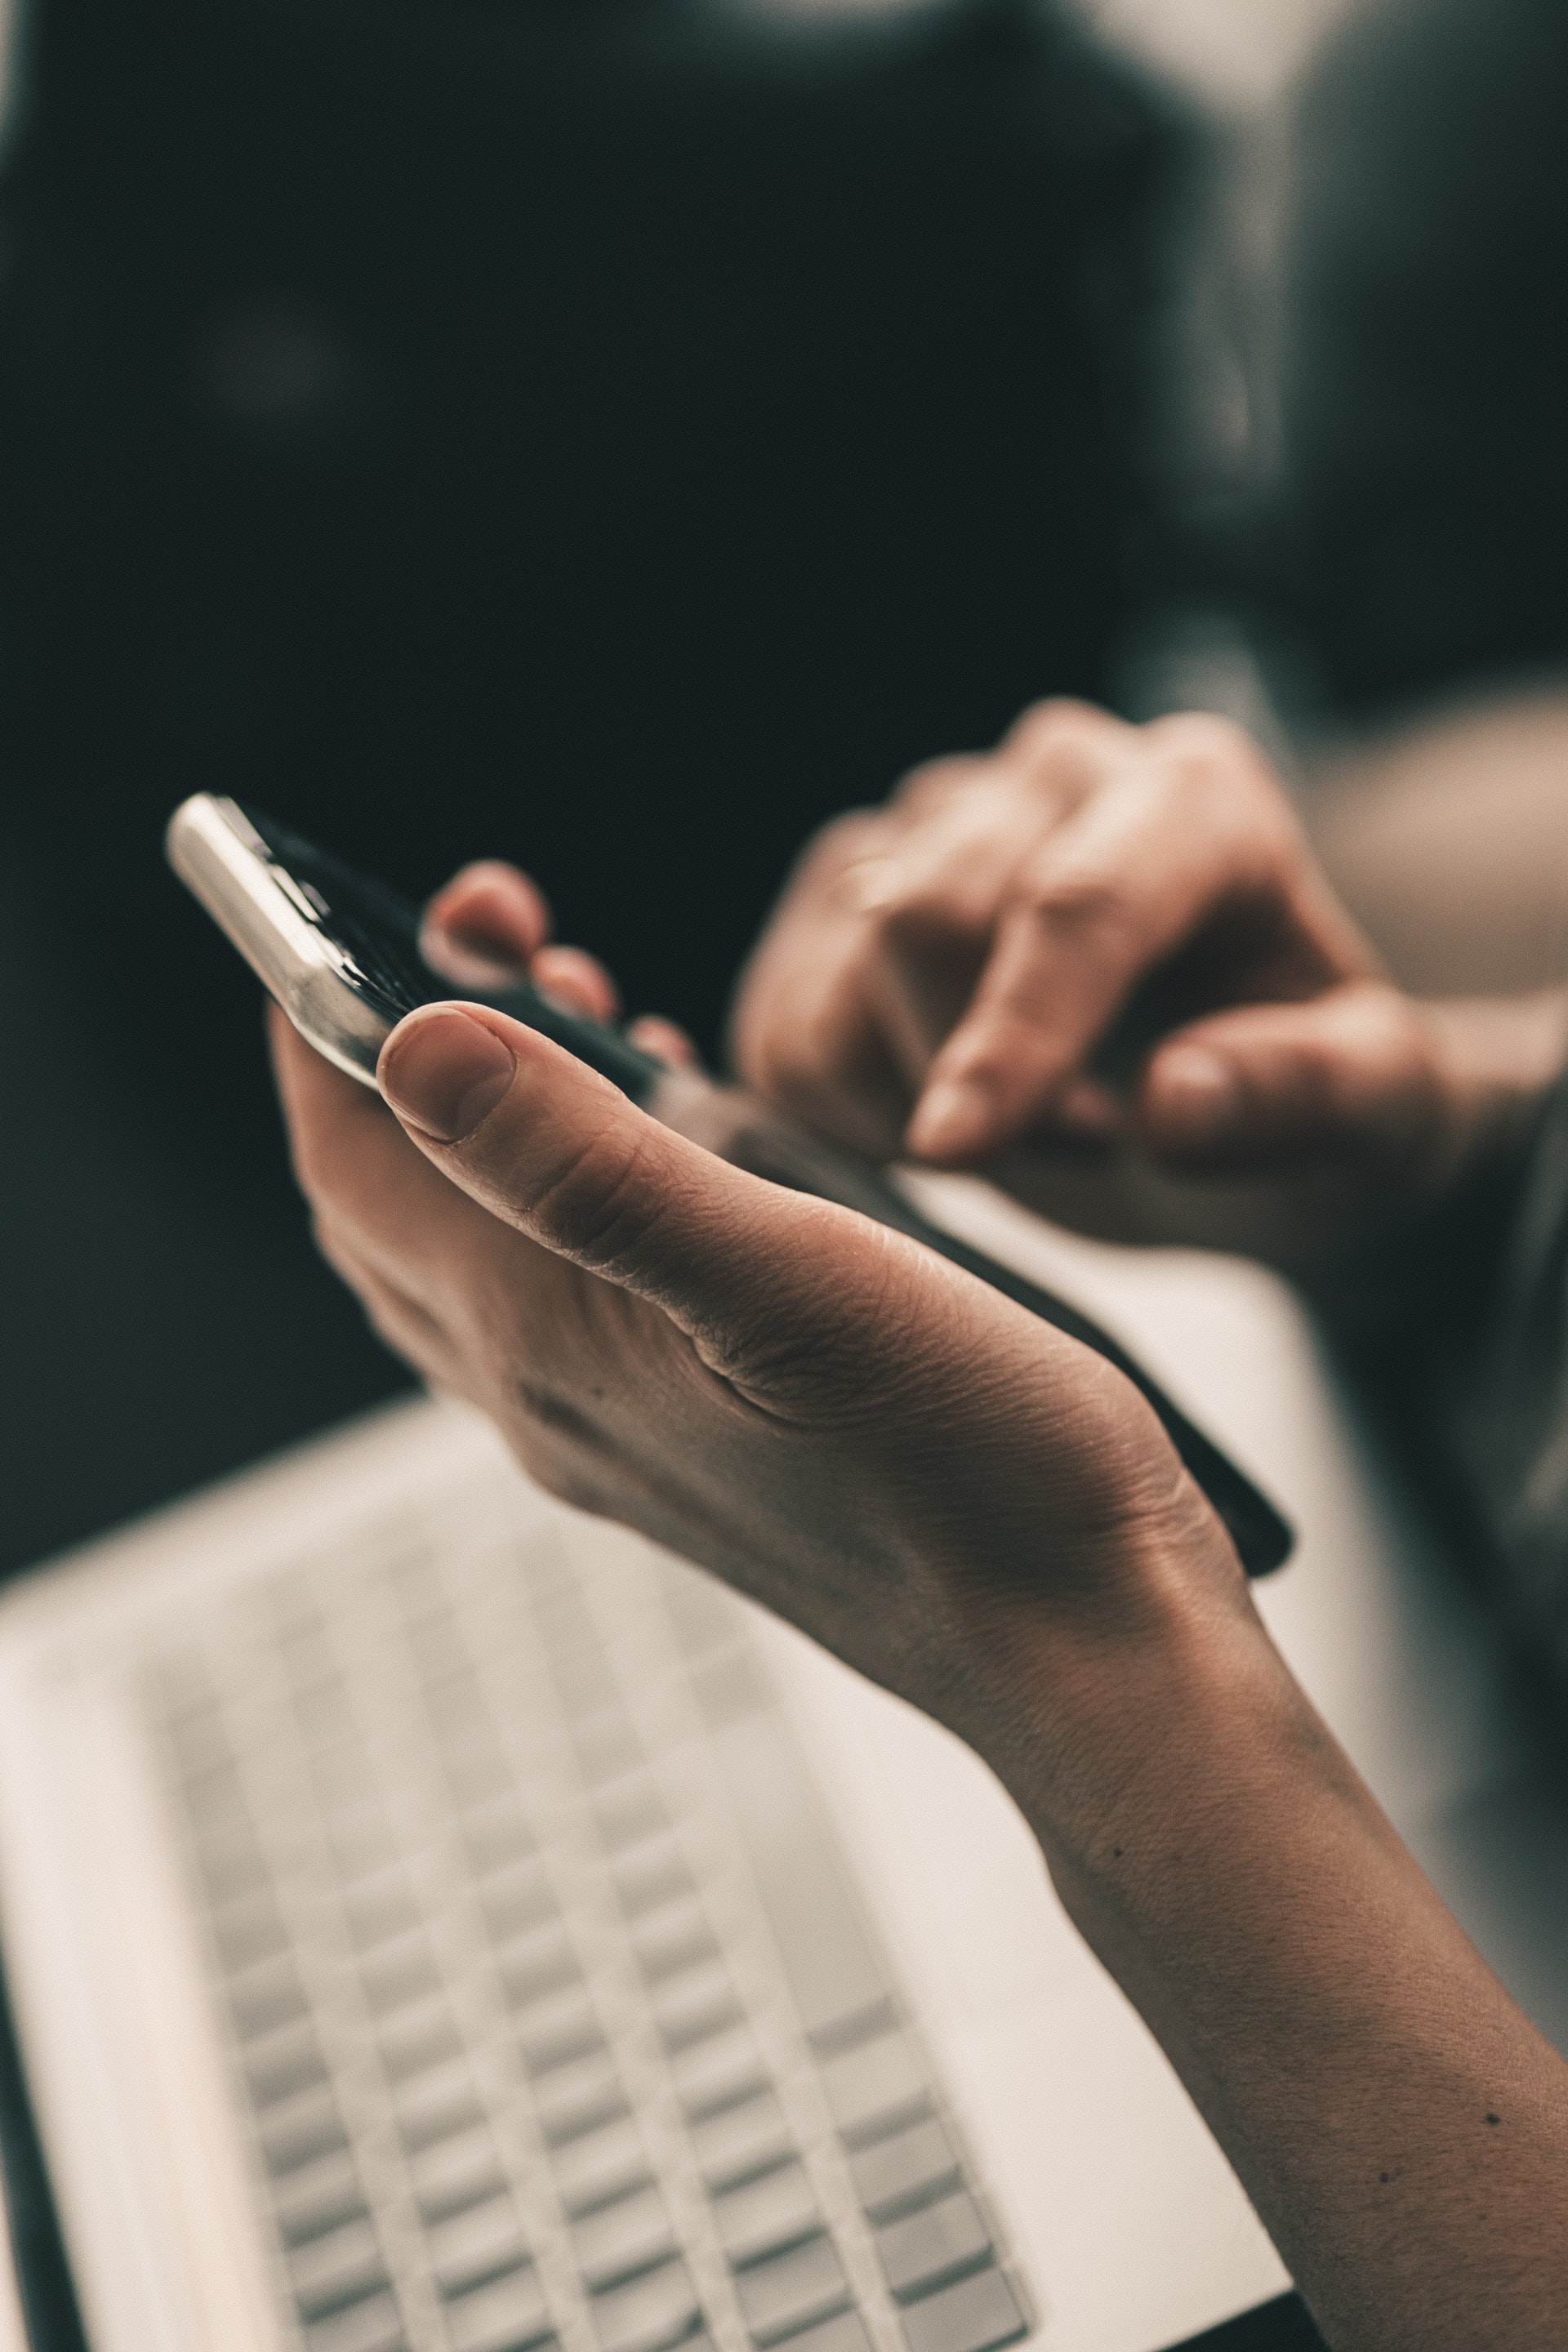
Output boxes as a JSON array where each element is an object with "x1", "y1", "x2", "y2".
[{"x1": 904, "y1": 733, "x2": 1325, "y2": 1163}]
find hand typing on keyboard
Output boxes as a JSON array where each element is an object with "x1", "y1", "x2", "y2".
[{"x1": 270, "y1": 721, "x2": 1568, "y2": 2352}]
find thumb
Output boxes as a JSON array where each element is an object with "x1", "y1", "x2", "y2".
[
  {"x1": 374, "y1": 1000, "x2": 916, "y2": 1360},
  {"x1": 1136, "y1": 982, "x2": 1449, "y2": 1175}
]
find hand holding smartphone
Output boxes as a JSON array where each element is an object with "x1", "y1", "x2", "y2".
[{"x1": 167, "y1": 793, "x2": 1293, "y2": 1575}]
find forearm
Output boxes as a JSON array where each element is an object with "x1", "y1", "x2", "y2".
[{"x1": 1007, "y1": 1584, "x2": 1568, "y2": 2350}]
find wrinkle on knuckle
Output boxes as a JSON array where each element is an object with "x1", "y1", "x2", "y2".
[
  {"x1": 528, "y1": 1119, "x2": 675, "y2": 1282},
  {"x1": 1022, "y1": 862, "x2": 1133, "y2": 955}
]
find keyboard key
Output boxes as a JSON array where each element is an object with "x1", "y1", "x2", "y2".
[
  {"x1": 394, "y1": 2058, "x2": 485, "y2": 2152},
  {"x1": 819, "y1": 2035, "x2": 926, "y2": 2143},
  {"x1": 445, "y1": 2261, "x2": 554, "y2": 2352},
  {"x1": 534, "y1": 2048, "x2": 627, "y2": 2145},
  {"x1": 848, "y1": 2120, "x2": 960, "y2": 2223},
  {"x1": 689, "y1": 2091, "x2": 795, "y2": 2190},
  {"x1": 572, "y1": 2183, "x2": 675, "y2": 2289},
  {"x1": 246, "y1": 2019, "x2": 327, "y2": 2109},
  {"x1": 229, "y1": 1953, "x2": 310, "y2": 2041},
  {"x1": 651, "y1": 1961, "x2": 742, "y2": 2054},
  {"x1": 687, "y1": 1650, "x2": 769, "y2": 1731},
  {"x1": 590, "y1": 2256, "x2": 702, "y2": 2352},
  {"x1": 518, "y1": 1983, "x2": 602, "y2": 2076},
  {"x1": 198, "y1": 1832, "x2": 270, "y2": 1906},
  {"x1": 377, "y1": 1996, "x2": 463, "y2": 2083},
  {"x1": 594, "y1": 1780, "x2": 666, "y2": 1855},
  {"x1": 574, "y1": 1717, "x2": 644, "y2": 1789},
  {"x1": 670, "y1": 2025, "x2": 767, "y2": 2121},
  {"x1": 288, "y1": 2216, "x2": 389, "y2": 2323},
  {"x1": 707, "y1": 1714, "x2": 889, "y2": 2049},
  {"x1": 410, "y1": 2124, "x2": 507, "y2": 2224},
  {"x1": 261, "y1": 2082, "x2": 348, "y2": 2176},
  {"x1": 274, "y1": 2147, "x2": 367, "y2": 2248},
  {"x1": 466, "y1": 1802, "x2": 537, "y2": 1879},
  {"x1": 428, "y1": 2194, "x2": 529, "y2": 2296},
  {"x1": 212, "y1": 1888, "x2": 288, "y2": 1974},
  {"x1": 552, "y1": 2114, "x2": 651, "y2": 2216},
  {"x1": 897, "y1": 2268, "x2": 1026, "y2": 2352},
  {"x1": 345, "y1": 1873, "x2": 421, "y2": 1951},
  {"x1": 301, "y1": 2287, "x2": 407, "y2": 2352},
  {"x1": 662, "y1": 1571, "x2": 741, "y2": 1660},
  {"x1": 875, "y1": 2194, "x2": 991, "y2": 2302},
  {"x1": 445, "y1": 1740, "x2": 512, "y2": 1809},
  {"x1": 781, "y1": 2317, "x2": 872, "y2": 2352},
  {"x1": 498, "y1": 1921, "x2": 579, "y2": 2011},
  {"x1": 733, "y1": 2235, "x2": 849, "y2": 2345},
  {"x1": 482, "y1": 1862, "x2": 558, "y2": 1945},
  {"x1": 630, "y1": 1902, "x2": 718, "y2": 1984},
  {"x1": 362, "y1": 1934, "x2": 442, "y2": 2017},
  {"x1": 712, "y1": 2161, "x2": 819, "y2": 2265},
  {"x1": 331, "y1": 1809, "x2": 400, "y2": 1885},
  {"x1": 612, "y1": 1841, "x2": 693, "y2": 1920},
  {"x1": 551, "y1": 1650, "x2": 620, "y2": 1720}
]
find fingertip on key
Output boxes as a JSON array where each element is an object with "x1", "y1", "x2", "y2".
[
  {"x1": 906, "y1": 1077, "x2": 995, "y2": 1164},
  {"x1": 1144, "y1": 1044, "x2": 1241, "y2": 1149}
]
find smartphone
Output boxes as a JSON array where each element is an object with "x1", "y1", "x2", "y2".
[{"x1": 167, "y1": 792, "x2": 1294, "y2": 1576}]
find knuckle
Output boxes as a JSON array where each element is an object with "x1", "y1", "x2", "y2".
[
  {"x1": 803, "y1": 808, "x2": 887, "y2": 879},
  {"x1": 1149, "y1": 715, "x2": 1286, "y2": 822},
  {"x1": 1022, "y1": 861, "x2": 1133, "y2": 948},
  {"x1": 1146, "y1": 710, "x2": 1256, "y2": 773},
  {"x1": 892, "y1": 754, "x2": 985, "y2": 815},
  {"x1": 1003, "y1": 696, "x2": 1104, "y2": 757},
  {"x1": 529, "y1": 1120, "x2": 669, "y2": 1279}
]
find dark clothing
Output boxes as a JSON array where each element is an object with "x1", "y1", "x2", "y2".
[
  {"x1": 1272, "y1": 0, "x2": 1568, "y2": 715},
  {"x1": 1451, "y1": 1079, "x2": 1568, "y2": 1680}
]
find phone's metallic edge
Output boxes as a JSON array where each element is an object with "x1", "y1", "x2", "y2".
[{"x1": 165, "y1": 795, "x2": 391, "y2": 1086}]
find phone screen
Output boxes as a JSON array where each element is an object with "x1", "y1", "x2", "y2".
[{"x1": 235, "y1": 804, "x2": 663, "y2": 1100}]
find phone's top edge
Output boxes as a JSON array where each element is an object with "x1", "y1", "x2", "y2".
[{"x1": 164, "y1": 793, "x2": 390, "y2": 1085}]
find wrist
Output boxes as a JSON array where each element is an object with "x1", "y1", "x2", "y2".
[{"x1": 964, "y1": 1481, "x2": 1290, "y2": 1882}]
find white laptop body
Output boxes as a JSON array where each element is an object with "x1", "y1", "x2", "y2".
[{"x1": 0, "y1": 1181, "x2": 1558, "y2": 2352}]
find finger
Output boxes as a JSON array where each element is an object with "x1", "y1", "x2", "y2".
[
  {"x1": 998, "y1": 695, "x2": 1134, "y2": 773},
  {"x1": 738, "y1": 970, "x2": 915, "y2": 1159},
  {"x1": 858, "y1": 772, "x2": 1072, "y2": 1089},
  {"x1": 532, "y1": 945, "x2": 621, "y2": 1022},
  {"x1": 906, "y1": 733, "x2": 1314, "y2": 1164},
  {"x1": 731, "y1": 914, "x2": 917, "y2": 1160},
  {"x1": 420, "y1": 862, "x2": 553, "y2": 987},
  {"x1": 374, "y1": 1002, "x2": 969, "y2": 1397},
  {"x1": 269, "y1": 1004, "x2": 506, "y2": 1304},
  {"x1": 1134, "y1": 984, "x2": 1446, "y2": 1175},
  {"x1": 626, "y1": 1014, "x2": 700, "y2": 1071}
]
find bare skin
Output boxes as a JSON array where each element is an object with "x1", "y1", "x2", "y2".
[
  {"x1": 728, "y1": 701, "x2": 1568, "y2": 1313},
  {"x1": 271, "y1": 704, "x2": 1568, "y2": 2348}
]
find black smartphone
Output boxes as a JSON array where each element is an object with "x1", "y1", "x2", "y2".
[{"x1": 167, "y1": 793, "x2": 1294, "y2": 1577}]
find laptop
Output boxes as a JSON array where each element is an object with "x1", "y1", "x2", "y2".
[{"x1": 0, "y1": 1178, "x2": 1560, "y2": 2352}]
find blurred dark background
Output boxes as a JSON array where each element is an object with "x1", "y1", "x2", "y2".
[
  {"x1": 0, "y1": 0, "x2": 1185, "y2": 1567},
  {"x1": 3, "y1": 0, "x2": 1566, "y2": 1577}
]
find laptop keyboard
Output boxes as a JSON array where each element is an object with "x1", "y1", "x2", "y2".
[{"x1": 143, "y1": 1476, "x2": 1033, "y2": 2352}]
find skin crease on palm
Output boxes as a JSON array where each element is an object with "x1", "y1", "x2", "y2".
[{"x1": 272, "y1": 704, "x2": 1568, "y2": 2348}]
